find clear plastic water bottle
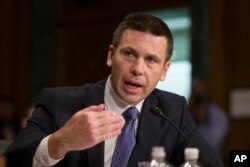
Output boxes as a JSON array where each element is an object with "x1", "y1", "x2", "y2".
[
  {"x1": 138, "y1": 146, "x2": 174, "y2": 167},
  {"x1": 179, "y1": 148, "x2": 203, "y2": 167}
]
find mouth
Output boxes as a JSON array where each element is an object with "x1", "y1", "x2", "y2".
[
  {"x1": 124, "y1": 80, "x2": 143, "y2": 89},
  {"x1": 124, "y1": 81, "x2": 143, "y2": 95}
]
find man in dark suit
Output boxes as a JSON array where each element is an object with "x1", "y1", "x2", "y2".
[{"x1": 4, "y1": 14, "x2": 223, "y2": 167}]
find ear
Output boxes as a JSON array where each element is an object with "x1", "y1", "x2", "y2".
[
  {"x1": 160, "y1": 61, "x2": 171, "y2": 81},
  {"x1": 107, "y1": 45, "x2": 114, "y2": 67}
]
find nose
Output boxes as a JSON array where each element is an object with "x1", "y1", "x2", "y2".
[{"x1": 130, "y1": 58, "x2": 144, "y2": 76}]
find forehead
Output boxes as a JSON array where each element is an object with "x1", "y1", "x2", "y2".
[
  {"x1": 118, "y1": 29, "x2": 168, "y2": 55},
  {"x1": 120, "y1": 28, "x2": 167, "y2": 41}
]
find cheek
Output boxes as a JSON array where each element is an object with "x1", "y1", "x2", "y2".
[
  {"x1": 111, "y1": 60, "x2": 125, "y2": 80},
  {"x1": 115, "y1": 59, "x2": 129, "y2": 73},
  {"x1": 144, "y1": 71, "x2": 160, "y2": 88},
  {"x1": 147, "y1": 68, "x2": 165, "y2": 80}
]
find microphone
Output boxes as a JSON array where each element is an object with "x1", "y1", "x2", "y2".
[{"x1": 150, "y1": 105, "x2": 217, "y2": 167}]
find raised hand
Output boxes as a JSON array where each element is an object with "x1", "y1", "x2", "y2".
[{"x1": 48, "y1": 104, "x2": 125, "y2": 159}]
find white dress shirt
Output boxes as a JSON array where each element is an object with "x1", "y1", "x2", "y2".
[{"x1": 33, "y1": 76, "x2": 144, "y2": 167}]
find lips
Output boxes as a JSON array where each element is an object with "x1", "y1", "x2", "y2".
[
  {"x1": 123, "y1": 80, "x2": 143, "y2": 96},
  {"x1": 125, "y1": 81, "x2": 142, "y2": 88}
]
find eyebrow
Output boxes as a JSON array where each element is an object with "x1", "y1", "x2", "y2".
[
  {"x1": 119, "y1": 47, "x2": 137, "y2": 56},
  {"x1": 120, "y1": 46, "x2": 160, "y2": 59}
]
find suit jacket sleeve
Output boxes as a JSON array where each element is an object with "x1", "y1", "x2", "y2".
[{"x1": 3, "y1": 88, "x2": 78, "y2": 167}]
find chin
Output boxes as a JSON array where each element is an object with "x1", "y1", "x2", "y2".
[{"x1": 123, "y1": 97, "x2": 141, "y2": 105}]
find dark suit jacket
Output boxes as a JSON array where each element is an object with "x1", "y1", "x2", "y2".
[{"x1": 4, "y1": 79, "x2": 223, "y2": 167}]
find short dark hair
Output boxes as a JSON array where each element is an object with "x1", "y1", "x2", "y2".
[{"x1": 112, "y1": 14, "x2": 173, "y2": 61}]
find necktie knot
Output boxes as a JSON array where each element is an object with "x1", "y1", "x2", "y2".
[{"x1": 123, "y1": 107, "x2": 139, "y2": 121}]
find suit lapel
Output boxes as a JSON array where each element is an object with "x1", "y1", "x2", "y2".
[{"x1": 81, "y1": 79, "x2": 106, "y2": 107}]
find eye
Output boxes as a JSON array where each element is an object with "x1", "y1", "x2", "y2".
[
  {"x1": 146, "y1": 56, "x2": 157, "y2": 63},
  {"x1": 121, "y1": 49, "x2": 136, "y2": 59},
  {"x1": 124, "y1": 50, "x2": 133, "y2": 56}
]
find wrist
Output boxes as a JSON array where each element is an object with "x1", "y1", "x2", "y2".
[{"x1": 48, "y1": 132, "x2": 69, "y2": 159}]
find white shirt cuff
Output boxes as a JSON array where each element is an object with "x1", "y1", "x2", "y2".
[{"x1": 33, "y1": 135, "x2": 64, "y2": 167}]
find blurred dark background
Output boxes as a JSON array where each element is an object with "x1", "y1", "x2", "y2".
[{"x1": 0, "y1": 0, "x2": 250, "y2": 165}]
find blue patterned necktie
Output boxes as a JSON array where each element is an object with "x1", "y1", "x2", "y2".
[{"x1": 111, "y1": 107, "x2": 139, "y2": 167}]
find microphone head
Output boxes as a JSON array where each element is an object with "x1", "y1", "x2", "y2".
[{"x1": 150, "y1": 105, "x2": 162, "y2": 117}]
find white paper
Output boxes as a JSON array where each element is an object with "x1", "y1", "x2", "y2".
[{"x1": 230, "y1": 89, "x2": 250, "y2": 118}]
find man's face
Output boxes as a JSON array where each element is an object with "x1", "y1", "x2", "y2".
[{"x1": 107, "y1": 29, "x2": 171, "y2": 105}]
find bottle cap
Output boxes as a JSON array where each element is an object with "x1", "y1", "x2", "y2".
[
  {"x1": 184, "y1": 148, "x2": 199, "y2": 160},
  {"x1": 151, "y1": 146, "x2": 166, "y2": 158}
]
